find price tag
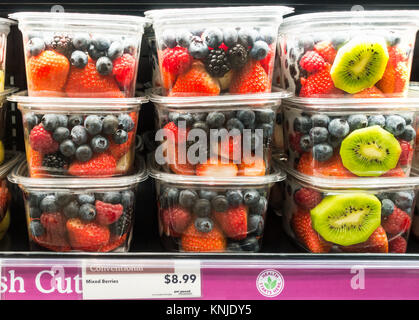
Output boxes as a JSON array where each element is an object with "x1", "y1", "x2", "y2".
[{"x1": 82, "y1": 260, "x2": 201, "y2": 300}]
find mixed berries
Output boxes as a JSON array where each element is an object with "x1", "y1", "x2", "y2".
[
  {"x1": 158, "y1": 184, "x2": 268, "y2": 252},
  {"x1": 25, "y1": 32, "x2": 138, "y2": 97},
  {"x1": 158, "y1": 27, "x2": 276, "y2": 96},
  {"x1": 24, "y1": 111, "x2": 138, "y2": 177},
  {"x1": 27, "y1": 189, "x2": 135, "y2": 252}
]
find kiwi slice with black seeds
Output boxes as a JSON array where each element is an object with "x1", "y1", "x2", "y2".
[
  {"x1": 330, "y1": 37, "x2": 389, "y2": 94},
  {"x1": 340, "y1": 125, "x2": 401, "y2": 177},
  {"x1": 311, "y1": 193, "x2": 381, "y2": 246}
]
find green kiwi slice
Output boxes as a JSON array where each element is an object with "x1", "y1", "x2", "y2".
[
  {"x1": 311, "y1": 193, "x2": 381, "y2": 246},
  {"x1": 340, "y1": 125, "x2": 401, "y2": 177},
  {"x1": 330, "y1": 37, "x2": 389, "y2": 94}
]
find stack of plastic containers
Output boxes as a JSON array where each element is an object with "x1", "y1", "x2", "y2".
[
  {"x1": 145, "y1": 6, "x2": 293, "y2": 252},
  {"x1": 7, "y1": 12, "x2": 149, "y2": 252},
  {"x1": 276, "y1": 10, "x2": 419, "y2": 253}
]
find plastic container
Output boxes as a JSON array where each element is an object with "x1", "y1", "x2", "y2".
[
  {"x1": 0, "y1": 88, "x2": 19, "y2": 164},
  {"x1": 9, "y1": 12, "x2": 147, "y2": 98},
  {"x1": 282, "y1": 168, "x2": 418, "y2": 253},
  {"x1": 9, "y1": 92, "x2": 147, "y2": 178},
  {"x1": 278, "y1": 11, "x2": 419, "y2": 98},
  {"x1": 282, "y1": 97, "x2": 419, "y2": 178},
  {"x1": 0, "y1": 18, "x2": 14, "y2": 92},
  {"x1": 150, "y1": 90, "x2": 290, "y2": 177},
  {"x1": 8, "y1": 157, "x2": 148, "y2": 252},
  {"x1": 144, "y1": 26, "x2": 161, "y2": 89},
  {"x1": 145, "y1": 6, "x2": 293, "y2": 97},
  {"x1": 0, "y1": 152, "x2": 25, "y2": 241},
  {"x1": 149, "y1": 155, "x2": 285, "y2": 252}
]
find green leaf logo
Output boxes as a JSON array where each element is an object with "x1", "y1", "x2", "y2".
[{"x1": 264, "y1": 276, "x2": 277, "y2": 290}]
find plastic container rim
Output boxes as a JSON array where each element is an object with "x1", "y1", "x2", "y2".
[{"x1": 0, "y1": 152, "x2": 25, "y2": 180}]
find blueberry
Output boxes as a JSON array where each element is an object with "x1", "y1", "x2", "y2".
[
  {"x1": 400, "y1": 125, "x2": 416, "y2": 141},
  {"x1": 294, "y1": 116, "x2": 312, "y2": 133},
  {"x1": 73, "y1": 33, "x2": 90, "y2": 51},
  {"x1": 392, "y1": 191, "x2": 414, "y2": 210},
  {"x1": 63, "y1": 200, "x2": 80, "y2": 218},
  {"x1": 40, "y1": 195, "x2": 58, "y2": 213},
  {"x1": 30, "y1": 220, "x2": 45, "y2": 237},
  {"x1": 206, "y1": 112, "x2": 225, "y2": 129},
  {"x1": 113, "y1": 129, "x2": 128, "y2": 144},
  {"x1": 298, "y1": 37, "x2": 315, "y2": 51},
  {"x1": 118, "y1": 114, "x2": 135, "y2": 132},
  {"x1": 199, "y1": 190, "x2": 218, "y2": 201},
  {"x1": 123, "y1": 39, "x2": 136, "y2": 55},
  {"x1": 299, "y1": 134, "x2": 313, "y2": 152},
  {"x1": 27, "y1": 37, "x2": 45, "y2": 56},
  {"x1": 176, "y1": 113, "x2": 194, "y2": 127},
  {"x1": 236, "y1": 110, "x2": 255, "y2": 127},
  {"x1": 102, "y1": 115, "x2": 119, "y2": 135},
  {"x1": 226, "y1": 190, "x2": 243, "y2": 207},
  {"x1": 161, "y1": 30, "x2": 177, "y2": 49},
  {"x1": 240, "y1": 237, "x2": 260, "y2": 252},
  {"x1": 368, "y1": 115, "x2": 386, "y2": 127},
  {"x1": 309, "y1": 127, "x2": 329, "y2": 144},
  {"x1": 192, "y1": 113, "x2": 208, "y2": 122},
  {"x1": 243, "y1": 190, "x2": 260, "y2": 206},
  {"x1": 191, "y1": 28, "x2": 205, "y2": 37},
  {"x1": 53, "y1": 127, "x2": 70, "y2": 143},
  {"x1": 377, "y1": 193, "x2": 391, "y2": 201},
  {"x1": 107, "y1": 41, "x2": 123, "y2": 60},
  {"x1": 398, "y1": 114, "x2": 413, "y2": 126},
  {"x1": 385, "y1": 115, "x2": 406, "y2": 136},
  {"x1": 223, "y1": 28, "x2": 238, "y2": 47},
  {"x1": 194, "y1": 217, "x2": 214, "y2": 233},
  {"x1": 103, "y1": 192, "x2": 121, "y2": 204},
  {"x1": 179, "y1": 189, "x2": 198, "y2": 209},
  {"x1": 75, "y1": 145, "x2": 93, "y2": 162},
  {"x1": 70, "y1": 50, "x2": 88, "y2": 68},
  {"x1": 29, "y1": 207, "x2": 41, "y2": 219},
  {"x1": 24, "y1": 113, "x2": 39, "y2": 130},
  {"x1": 41, "y1": 114, "x2": 59, "y2": 132},
  {"x1": 250, "y1": 40, "x2": 269, "y2": 60},
  {"x1": 248, "y1": 215, "x2": 264, "y2": 236},
  {"x1": 96, "y1": 56, "x2": 113, "y2": 75},
  {"x1": 79, "y1": 203, "x2": 96, "y2": 222},
  {"x1": 60, "y1": 139, "x2": 76, "y2": 157},
  {"x1": 121, "y1": 190, "x2": 135, "y2": 208},
  {"x1": 386, "y1": 32, "x2": 401, "y2": 46},
  {"x1": 78, "y1": 194, "x2": 95, "y2": 205},
  {"x1": 202, "y1": 28, "x2": 223, "y2": 48},
  {"x1": 256, "y1": 110, "x2": 275, "y2": 124},
  {"x1": 381, "y1": 199, "x2": 395, "y2": 217},
  {"x1": 348, "y1": 114, "x2": 368, "y2": 131},
  {"x1": 71, "y1": 125, "x2": 88, "y2": 145},
  {"x1": 238, "y1": 28, "x2": 258, "y2": 48},
  {"x1": 331, "y1": 33, "x2": 349, "y2": 48},
  {"x1": 193, "y1": 199, "x2": 211, "y2": 217},
  {"x1": 188, "y1": 36, "x2": 209, "y2": 59},
  {"x1": 211, "y1": 195, "x2": 229, "y2": 213},
  {"x1": 68, "y1": 115, "x2": 84, "y2": 128},
  {"x1": 88, "y1": 44, "x2": 106, "y2": 60},
  {"x1": 91, "y1": 135, "x2": 109, "y2": 153},
  {"x1": 176, "y1": 29, "x2": 193, "y2": 48},
  {"x1": 226, "y1": 118, "x2": 244, "y2": 132},
  {"x1": 249, "y1": 197, "x2": 267, "y2": 216},
  {"x1": 312, "y1": 143, "x2": 333, "y2": 162},
  {"x1": 55, "y1": 192, "x2": 73, "y2": 207},
  {"x1": 327, "y1": 135, "x2": 341, "y2": 148},
  {"x1": 328, "y1": 118, "x2": 349, "y2": 138},
  {"x1": 92, "y1": 36, "x2": 111, "y2": 51},
  {"x1": 251, "y1": 132, "x2": 263, "y2": 151},
  {"x1": 84, "y1": 115, "x2": 103, "y2": 136},
  {"x1": 311, "y1": 114, "x2": 330, "y2": 128},
  {"x1": 258, "y1": 28, "x2": 275, "y2": 45},
  {"x1": 28, "y1": 192, "x2": 46, "y2": 207}
]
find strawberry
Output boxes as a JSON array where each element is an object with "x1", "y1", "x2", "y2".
[
  {"x1": 388, "y1": 236, "x2": 407, "y2": 253},
  {"x1": 229, "y1": 60, "x2": 270, "y2": 94},
  {"x1": 169, "y1": 61, "x2": 220, "y2": 97},
  {"x1": 352, "y1": 86, "x2": 385, "y2": 98},
  {"x1": 291, "y1": 209, "x2": 332, "y2": 253},
  {"x1": 398, "y1": 139, "x2": 413, "y2": 166},
  {"x1": 161, "y1": 205, "x2": 191, "y2": 237},
  {"x1": 27, "y1": 50, "x2": 70, "y2": 95},
  {"x1": 212, "y1": 135, "x2": 242, "y2": 161},
  {"x1": 341, "y1": 226, "x2": 388, "y2": 253},
  {"x1": 33, "y1": 233, "x2": 72, "y2": 252},
  {"x1": 387, "y1": 46, "x2": 408, "y2": 68},
  {"x1": 297, "y1": 152, "x2": 356, "y2": 178},
  {"x1": 299, "y1": 51, "x2": 326, "y2": 73},
  {"x1": 166, "y1": 143, "x2": 195, "y2": 175},
  {"x1": 376, "y1": 61, "x2": 409, "y2": 95},
  {"x1": 181, "y1": 223, "x2": 226, "y2": 252},
  {"x1": 40, "y1": 212, "x2": 66, "y2": 236},
  {"x1": 95, "y1": 200, "x2": 124, "y2": 225},
  {"x1": 382, "y1": 207, "x2": 411, "y2": 235},
  {"x1": 314, "y1": 41, "x2": 337, "y2": 64},
  {"x1": 29, "y1": 124, "x2": 59, "y2": 155},
  {"x1": 68, "y1": 152, "x2": 117, "y2": 177},
  {"x1": 381, "y1": 165, "x2": 406, "y2": 177},
  {"x1": 98, "y1": 234, "x2": 128, "y2": 252},
  {"x1": 27, "y1": 145, "x2": 45, "y2": 178},
  {"x1": 163, "y1": 121, "x2": 189, "y2": 145},
  {"x1": 108, "y1": 131, "x2": 135, "y2": 160},
  {"x1": 66, "y1": 218, "x2": 110, "y2": 252},
  {"x1": 196, "y1": 159, "x2": 238, "y2": 177},
  {"x1": 65, "y1": 57, "x2": 124, "y2": 98},
  {"x1": 259, "y1": 44, "x2": 275, "y2": 74},
  {"x1": 294, "y1": 188, "x2": 322, "y2": 211},
  {"x1": 161, "y1": 47, "x2": 192, "y2": 76},
  {"x1": 112, "y1": 54, "x2": 136, "y2": 87},
  {"x1": 237, "y1": 156, "x2": 266, "y2": 176},
  {"x1": 161, "y1": 67, "x2": 177, "y2": 90},
  {"x1": 214, "y1": 205, "x2": 248, "y2": 240},
  {"x1": 300, "y1": 64, "x2": 341, "y2": 97}
]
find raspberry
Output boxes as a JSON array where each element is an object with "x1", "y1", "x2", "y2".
[
  {"x1": 314, "y1": 41, "x2": 337, "y2": 64},
  {"x1": 40, "y1": 212, "x2": 66, "y2": 236},
  {"x1": 300, "y1": 64, "x2": 340, "y2": 97},
  {"x1": 161, "y1": 47, "x2": 192, "y2": 76},
  {"x1": 68, "y1": 153, "x2": 117, "y2": 177},
  {"x1": 398, "y1": 140, "x2": 413, "y2": 166},
  {"x1": 382, "y1": 207, "x2": 411, "y2": 235},
  {"x1": 29, "y1": 124, "x2": 59, "y2": 154},
  {"x1": 388, "y1": 236, "x2": 407, "y2": 253},
  {"x1": 95, "y1": 200, "x2": 124, "y2": 225},
  {"x1": 112, "y1": 54, "x2": 136, "y2": 87},
  {"x1": 289, "y1": 131, "x2": 303, "y2": 154},
  {"x1": 161, "y1": 205, "x2": 191, "y2": 237},
  {"x1": 181, "y1": 223, "x2": 226, "y2": 252},
  {"x1": 299, "y1": 51, "x2": 326, "y2": 73},
  {"x1": 294, "y1": 188, "x2": 322, "y2": 210}
]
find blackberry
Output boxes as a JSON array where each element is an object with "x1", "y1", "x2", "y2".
[
  {"x1": 42, "y1": 153, "x2": 69, "y2": 171},
  {"x1": 227, "y1": 44, "x2": 248, "y2": 70},
  {"x1": 110, "y1": 208, "x2": 133, "y2": 236},
  {"x1": 47, "y1": 33, "x2": 75, "y2": 58},
  {"x1": 204, "y1": 49, "x2": 231, "y2": 77}
]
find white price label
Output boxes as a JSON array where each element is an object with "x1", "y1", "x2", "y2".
[{"x1": 82, "y1": 260, "x2": 201, "y2": 300}]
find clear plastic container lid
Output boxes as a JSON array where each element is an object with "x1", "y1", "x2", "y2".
[
  {"x1": 8, "y1": 91, "x2": 148, "y2": 113},
  {"x1": 0, "y1": 17, "x2": 15, "y2": 34},
  {"x1": 9, "y1": 12, "x2": 147, "y2": 34},
  {"x1": 8, "y1": 156, "x2": 148, "y2": 192},
  {"x1": 148, "y1": 153, "x2": 286, "y2": 186},
  {"x1": 0, "y1": 152, "x2": 25, "y2": 180},
  {"x1": 280, "y1": 10, "x2": 419, "y2": 33},
  {"x1": 0, "y1": 88, "x2": 19, "y2": 106}
]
